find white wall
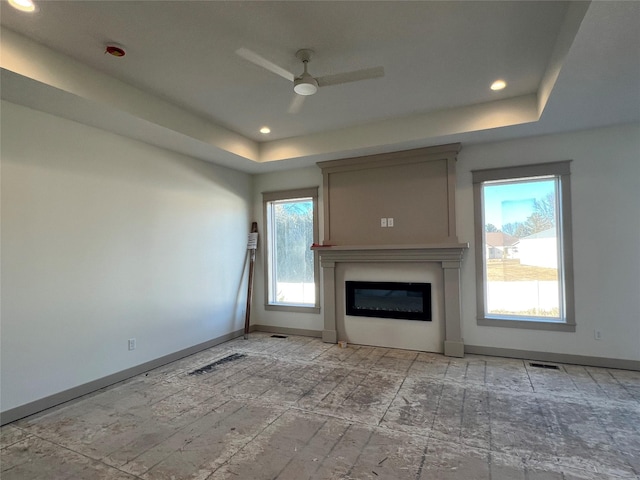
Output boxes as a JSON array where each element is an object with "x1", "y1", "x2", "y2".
[
  {"x1": 1, "y1": 101, "x2": 252, "y2": 412},
  {"x1": 457, "y1": 123, "x2": 640, "y2": 361},
  {"x1": 252, "y1": 123, "x2": 640, "y2": 363},
  {"x1": 4, "y1": 104, "x2": 635, "y2": 416},
  {"x1": 251, "y1": 167, "x2": 324, "y2": 332}
]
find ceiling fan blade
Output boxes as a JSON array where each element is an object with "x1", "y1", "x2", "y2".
[
  {"x1": 287, "y1": 94, "x2": 306, "y2": 114},
  {"x1": 316, "y1": 66, "x2": 385, "y2": 87},
  {"x1": 235, "y1": 47, "x2": 295, "y2": 82}
]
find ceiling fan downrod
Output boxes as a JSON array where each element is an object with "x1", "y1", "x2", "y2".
[{"x1": 294, "y1": 49, "x2": 318, "y2": 96}]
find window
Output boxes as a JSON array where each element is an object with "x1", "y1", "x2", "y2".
[
  {"x1": 263, "y1": 188, "x2": 319, "y2": 312},
  {"x1": 472, "y1": 161, "x2": 575, "y2": 331}
]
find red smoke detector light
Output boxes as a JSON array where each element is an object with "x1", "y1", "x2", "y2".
[{"x1": 105, "y1": 45, "x2": 126, "y2": 57}]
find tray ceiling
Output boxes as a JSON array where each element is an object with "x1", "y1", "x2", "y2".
[{"x1": 1, "y1": 1, "x2": 638, "y2": 172}]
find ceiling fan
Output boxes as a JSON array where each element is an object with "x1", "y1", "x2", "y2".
[{"x1": 236, "y1": 47, "x2": 385, "y2": 112}]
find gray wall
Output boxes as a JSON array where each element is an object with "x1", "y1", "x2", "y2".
[
  {"x1": 1, "y1": 101, "x2": 252, "y2": 413},
  {"x1": 318, "y1": 146, "x2": 458, "y2": 245}
]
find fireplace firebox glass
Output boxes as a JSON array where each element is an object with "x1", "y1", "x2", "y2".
[{"x1": 345, "y1": 281, "x2": 431, "y2": 321}]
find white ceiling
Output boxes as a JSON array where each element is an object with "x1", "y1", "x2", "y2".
[{"x1": 1, "y1": 1, "x2": 638, "y2": 173}]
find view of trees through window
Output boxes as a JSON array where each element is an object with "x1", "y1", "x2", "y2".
[
  {"x1": 482, "y1": 177, "x2": 562, "y2": 319},
  {"x1": 268, "y1": 198, "x2": 315, "y2": 305},
  {"x1": 485, "y1": 191, "x2": 556, "y2": 238}
]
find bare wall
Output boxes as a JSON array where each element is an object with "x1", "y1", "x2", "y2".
[
  {"x1": 250, "y1": 167, "x2": 324, "y2": 333},
  {"x1": 457, "y1": 123, "x2": 640, "y2": 361},
  {"x1": 252, "y1": 123, "x2": 640, "y2": 363},
  {"x1": 1, "y1": 101, "x2": 252, "y2": 412}
]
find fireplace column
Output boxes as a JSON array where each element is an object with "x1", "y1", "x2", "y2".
[
  {"x1": 442, "y1": 261, "x2": 464, "y2": 357},
  {"x1": 321, "y1": 260, "x2": 338, "y2": 343}
]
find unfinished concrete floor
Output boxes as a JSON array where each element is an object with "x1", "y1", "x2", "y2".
[{"x1": 2, "y1": 333, "x2": 639, "y2": 480}]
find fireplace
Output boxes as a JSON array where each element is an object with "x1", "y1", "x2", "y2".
[
  {"x1": 346, "y1": 281, "x2": 431, "y2": 321},
  {"x1": 314, "y1": 145, "x2": 467, "y2": 356},
  {"x1": 312, "y1": 244, "x2": 468, "y2": 357}
]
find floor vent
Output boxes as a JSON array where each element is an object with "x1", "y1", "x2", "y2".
[
  {"x1": 529, "y1": 362, "x2": 559, "y2": 370},
  {"x1": 271, "y1": 335, "x2": 288, "y2": 339},
  {"x1": 189, "y1": 353, "x2": 246, "y2": 375}
]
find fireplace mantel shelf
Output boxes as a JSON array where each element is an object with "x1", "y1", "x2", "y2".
[
  {"x1": 312, "y1": 243, "x2": 469, "y2": 264},
  {"x1": 312, "y1": 243, "x2": 468, "y2": 250}
]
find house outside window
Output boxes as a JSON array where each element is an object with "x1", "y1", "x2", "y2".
[
  {"x1": 472, "y1": 161, "x2": 575, "y2": 331},
  {"x1": 263, "y1": 187, "x2": 320, "y2": 313}
]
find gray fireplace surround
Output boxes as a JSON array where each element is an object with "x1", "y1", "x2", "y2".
[{"x1": 312, "y1": 243, "x2": 468, "y2": 358}]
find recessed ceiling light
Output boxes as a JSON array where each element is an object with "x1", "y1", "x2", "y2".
[
  {"x1": 491, "y1": 80, "x2": 507, "y2": 91},
  {"x1": 259, "y1": 126, "x2": 271, "y2": 134},
  {"x1": 7, "y1": 0, "x2": 36, "y2": 12}
]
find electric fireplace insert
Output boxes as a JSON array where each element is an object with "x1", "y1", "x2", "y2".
[{"x1": 345, "y1": 281, "x2": 431, "y2": 321}]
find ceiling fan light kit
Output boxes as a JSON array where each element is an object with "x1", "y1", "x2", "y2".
[
  {"x1": 293, "y1": 49, "x2": 318, "y2": 96},
  {"x1": 294, "y1": 75, "x2": 318, "y2": 95}
]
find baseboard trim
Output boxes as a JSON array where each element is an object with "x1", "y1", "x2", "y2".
[
  {"x1": 7, "y1": 334, "x2": 633, "y2": 426},
  {"x1": 465, "y1": 345, "x2": 640, "y2": 371},
  {"x1": 1, "y1": 329, "x2": 245, "y2": 426},
  {"x1": 250, "y1": 324, "x2": 322, "y2": 338}
]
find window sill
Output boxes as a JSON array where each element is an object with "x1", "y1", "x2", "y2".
[
  {"x1": 477, "y1": 317, "x2": 576, "y2": 332},
  {"x1": 265, "y1": 304, "x2": 320, "y2": 314}
]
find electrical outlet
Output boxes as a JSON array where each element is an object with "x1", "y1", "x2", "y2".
[
  {"x1": 128, "y1": 338, "x2": 136, "y2": 350},
  {"x1": 594, "y1": 330, "x2": 602, "y2": 341},
  {"x1": 387, "y1": 217, "x2": 394, "y2": 227},
  {"x1": 380, "y1": 218, "x2": 387, "y2": 228}
]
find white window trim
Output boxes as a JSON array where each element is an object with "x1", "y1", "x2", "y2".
[
  {"x1": 472, "y1": 161, "x2": 575, "y2": 332},
  {"x1": 262, "y1": 187, "x2": 320, "y2": 313}
]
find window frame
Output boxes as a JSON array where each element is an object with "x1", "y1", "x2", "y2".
[
  {"x1": 472, "y1": 161, "x2": 575, "y2": 332},
  {"x1": 262, "y1": 187, "x2": 320, "y2": 313}
]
